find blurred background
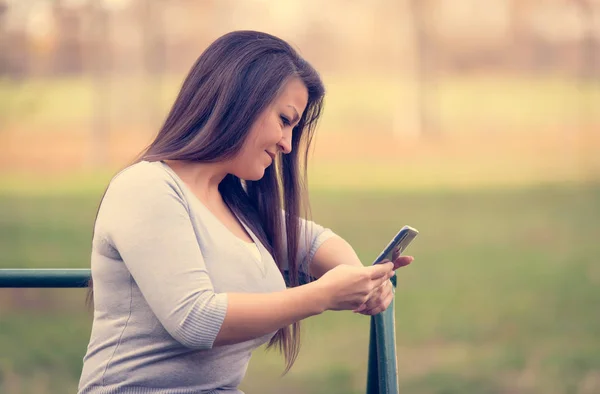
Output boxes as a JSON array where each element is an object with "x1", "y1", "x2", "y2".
[{"x1": 1, "y1": 0, "x2": 599, "y2": 393}]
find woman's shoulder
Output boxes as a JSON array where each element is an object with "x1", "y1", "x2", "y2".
[
  {"x1": 105, "y1": 160, "x2": 184, "y2": 198},
  {"x1": 110, "y1": 160, "x2": 162, "y2": 182}
]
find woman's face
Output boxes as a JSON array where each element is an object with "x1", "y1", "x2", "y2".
[{"x1": 229, "y1": 77, "x2": 309, "y2": 181}]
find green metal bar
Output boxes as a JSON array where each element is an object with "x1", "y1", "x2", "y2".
[
  {"x1": 0, "y1": 269, "x2": 91, "y2": 288},
  {"x1": 366, "y1": 308, "x2": 381, "y2": 393},
  {"x1": 366, "y1": 276, "x2": 399, "y2": 394}
]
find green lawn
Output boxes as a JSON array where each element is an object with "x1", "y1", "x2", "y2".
[{"x1": 1, "y1": 182, "x2": 599, "y2": 393}]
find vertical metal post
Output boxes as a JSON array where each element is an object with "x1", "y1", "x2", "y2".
[{"x1": 366, "y1": 277, "x2": 399, "y2": 394}]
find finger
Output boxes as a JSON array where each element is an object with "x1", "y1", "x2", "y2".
[
  {"x1": 363, "y1": 305, "x2": 383, "y2": 316},
  {"x1": 363, "y1": 291, "x2": 394, "y2": 315},
  {"x1": 373, "y1": 278, "x2": 392, "y2": 296},
  {"x1": 367, "y1": 282, "x2": 392, "y2": 309},
  {"x1": 358, "y1": 281, "x2": 393, "y2": 313},
  {"x1": 379, "y1": 280, "x2": 393, "y2": 299},
  {"x1": 365, "y1": 283, "x2": 386, "y2": 309},
  {"x1": 354, "y1": 282, "x2": 385, "y2": 313},
  {"x1": 367, "y1": 261, "x2": 394, "y2": 279},
  {"x1": 392, "y1": 256, "x2": 414, "y2": 270},
  {"x1": 362, "y1": 303, "x2": 384, "y2": 316},
  {"x1": 372, "y1": 270, "x2": 394, "y2": 289},
  {"x1": 357, "y1": 299, "x2": 377, "y2": 313}
]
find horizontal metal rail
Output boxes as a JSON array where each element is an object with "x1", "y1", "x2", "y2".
[{"x1": 0, "y1": 269, "x2": 90, "y2": 288}]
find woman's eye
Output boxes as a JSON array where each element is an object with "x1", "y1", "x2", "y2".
[{"x1": 280, "y1": 116, "x2": 290, "y2": 126}]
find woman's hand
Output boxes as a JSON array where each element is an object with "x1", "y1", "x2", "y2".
[
  {"x1": 354, "y1": 255, "x2": 414, "y2": 315},
  {"x1": 315, "y1": 261, "x2": 396, "y2": 312}
]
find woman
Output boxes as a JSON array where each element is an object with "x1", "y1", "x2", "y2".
[{"x1": 79, "y1": 30, "x2": 414, "y2": 394}]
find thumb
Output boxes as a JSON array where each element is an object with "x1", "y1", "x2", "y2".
[
  {"x1": 393, "y1": 255, "x2": 414, "y2": 270},
  {"x1": 368, "y1": 261, "x2": 394, "y2": 279}
]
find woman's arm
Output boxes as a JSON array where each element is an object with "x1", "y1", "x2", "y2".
[
  {"x1": 214, "y1": 263, "x2": 394, "y2": 346},
  {"x1": 279, "y1": 215, "x2": 358, "y2": 282},
  {"x1": 214, "y1": 283, "x2": 324, "y2": 346},
  {"x1": 309, "y1": 235, "x2": 363, "y2": 278}
]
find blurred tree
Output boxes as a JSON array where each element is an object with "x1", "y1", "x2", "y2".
[
  {"x1": 573, "y1": 0, "x2": 600, "y2": 182},
  {"x1": 0, "y1": 0, "x2": 34, "y2": 132},
  {"x1": 85, "y1": 0, "x2": 111, "y2": 167},
  {"x1": 0, "y1": 0, "x2": 8, "y2": 131},
  {"x1": 573, "y1": 0, "x2": 599, "y2": 80},
  {"x1": 408, "y1": 0, "x2": 439, "y2": 137},
  {"x1": 0, "y1": 2, "x2": 8, "y2": 78},
  {"x1": 140, "y1": 0, "x2": 165, "y2": 133},
  {"x1": 51, "y1": 0, "x2": 83, "y2": 76}
]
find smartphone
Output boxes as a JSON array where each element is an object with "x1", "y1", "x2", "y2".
[{"x1": 372, "y1": 225, "x2": 419, "y2": 265}]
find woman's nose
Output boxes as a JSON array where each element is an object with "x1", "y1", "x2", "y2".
[{"x1": 278, "y1": 135, "x2": 292, "y2": 154}]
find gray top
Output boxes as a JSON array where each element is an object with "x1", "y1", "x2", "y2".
[{"x1": 78, "y1": 160, "x2": 335, "y2": 394}]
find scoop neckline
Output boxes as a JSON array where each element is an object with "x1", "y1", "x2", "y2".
[{"x1": 148, "y1": 160, "x2": 267, "y2": 272}]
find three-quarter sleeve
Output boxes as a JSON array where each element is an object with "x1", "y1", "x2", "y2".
[{"x1": 95, "y1": 166, "x2": 228, "y2": 350}]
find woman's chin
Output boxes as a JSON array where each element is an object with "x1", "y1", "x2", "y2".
[{"x1": 237, "y1": 168, "x2": 266, "y2": 182}]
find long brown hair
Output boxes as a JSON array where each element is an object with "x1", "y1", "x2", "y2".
[{"x1": 87, "y1": 30, "x2": 325, "y2": 372}]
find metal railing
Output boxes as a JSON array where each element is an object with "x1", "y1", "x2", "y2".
[
  {"x1": 0, "y1": 269, "x2": 90, "y2": 288},
  {"x1": 0, "y1": 269, "x2": 399, "y2": 394}
]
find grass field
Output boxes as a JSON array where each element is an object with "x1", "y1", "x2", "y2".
[{"x1": 1, "y1": 181, "x2": 599, "y2": 394}]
